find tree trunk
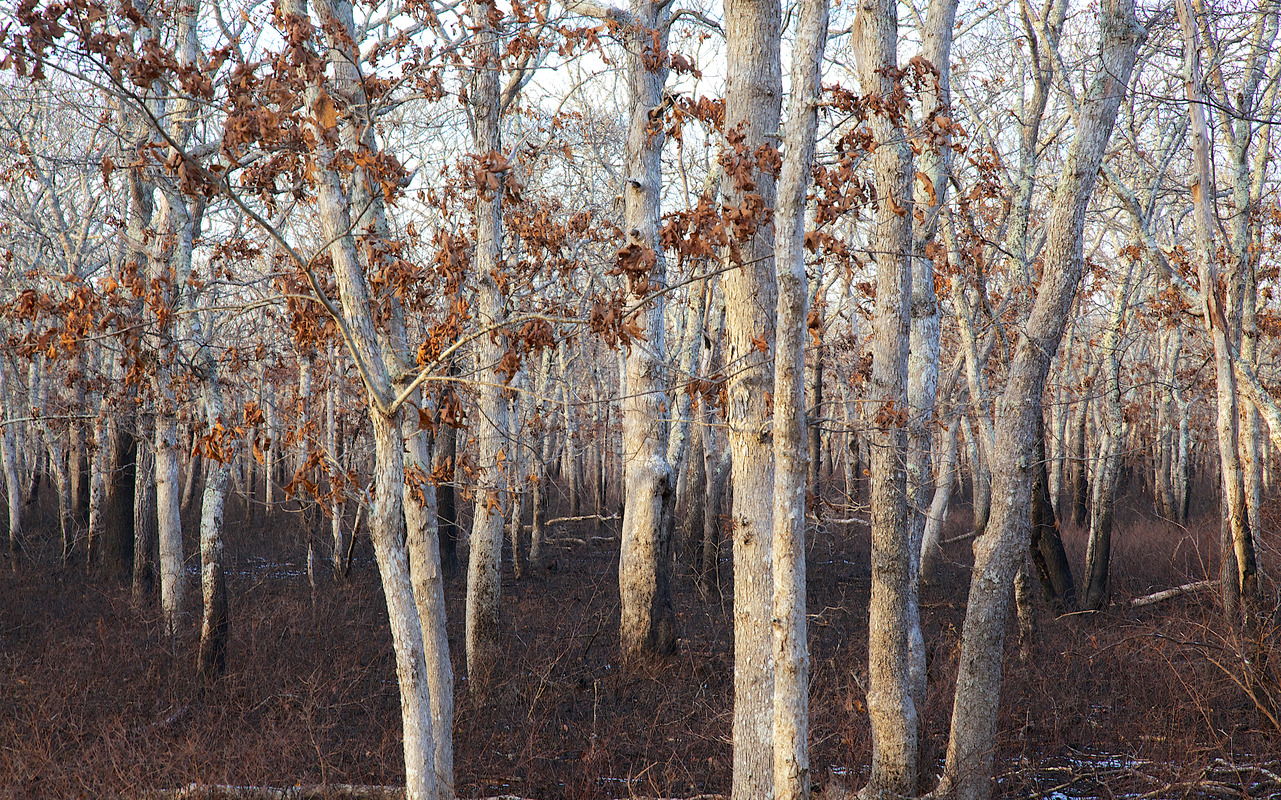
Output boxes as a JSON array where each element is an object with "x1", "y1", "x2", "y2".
[
  {"x1": 722, "y1": 0, "x2": 783, "y2": 790},
  {"x1": 508, "y1": 390, "x2": 525, "y2": 581},
  {"x1": 403, "y1": 400, "x2": 455, "y2": 800},
  {"x1": 617, "y1": 0, "x2": 677, "y2": 660},
  {"x1": 1030, "y1": 412, "x2": 1075, "y2": 611},
  {"x1": 0, "y1": 358, "x2": 22, "y2": 559},
  {"x1": 1069, "y1": 396, "x2": 1089, "y2": 526},
  {"x1": 529, "y1": 349, "x2": 553, "y2": 572},
  {"x1": 432, "y1": 409, "x2": 460, "y2": 578},
  {"x1": 133, "y1": 423, "x2": 157, "y2": 601},
  {"x1": 1176, "y1": 0, "x2": 1259, "y2": 627},
  {"x1": 558, "y1": 342, "x2": 581, "y2": 518},
  {"x1": 771, "y1": 1, "x2": 826, "y2": 794},
  {"x1": 858, "y1": 0, "x2": 920, "y2": 788},
  {"x1": 938, "y1": 5, "x2": 1142, "y2": 797},
  {"x1": 464, "y1": 0, "x2": 509, "y2": 690},
  {"x1": 920, "y1": 414, "x2": 959, "y2": 583},
  {"x1": 1082, "y1": 273, "x2": 1131, "y2": 611}
]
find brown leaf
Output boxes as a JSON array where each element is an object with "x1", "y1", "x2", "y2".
[{"x1": 314, "y1": 89, "x2": 338, "y2": 129}]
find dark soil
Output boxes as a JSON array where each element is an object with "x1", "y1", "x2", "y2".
[{"x1": 2, "y1": 473, "x2": 1279, "y2": 799}]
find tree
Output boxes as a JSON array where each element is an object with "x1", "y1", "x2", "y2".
[{"x1": 937, "y1": 3, "x2": 1145, "y2": 797}]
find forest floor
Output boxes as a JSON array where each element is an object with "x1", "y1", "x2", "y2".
[{"x1": 3, "y1": 476, "x2": 1281, "y2": 799}]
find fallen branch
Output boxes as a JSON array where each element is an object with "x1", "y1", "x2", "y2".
[
  {"x1": 147, "y1": 787, "x2": 725, "y2": 800},
  {"x1": 941, "y1": 530, "x2": 981, "y2": 546},
  {"x1": 1130, "y1": 579, "x2": 1215, "y2": 609},
  {"x1": 147, "y1": 785, "x2": 406, "y2": 800},
  {"x1": 544, "y1": 513, "x2": 620, "y2": 526}
]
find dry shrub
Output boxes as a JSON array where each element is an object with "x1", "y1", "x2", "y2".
[{"x1": 2, "y1": 478, "x2": 1280, "y2": 800}]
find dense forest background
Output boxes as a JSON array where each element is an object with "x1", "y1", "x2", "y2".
[{"x1": 2, "y1": 0, "x2": 1281, "y2": 797}]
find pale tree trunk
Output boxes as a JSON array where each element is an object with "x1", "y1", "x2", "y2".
[
  {"x1": 87, "y1": 393, "x2": 107, "y2": 568},
  {"x1": 529, "y1": 349, "x2": 552, "y2": 572},
  {"x1": 666, "y1": 276, "x2": 708, "y2": 482},
  {"x1": 465, "y1": 0, "x2": 509, "y2": 691},
  {"x1": 29, "y1": 359, "x2": 73, "y2": 564},
  {"x1": 694, "y1": 290, "x2": 726, "y2": 589},
  {"x1": 1176, "y1": 0, "x2": 1258, "y2": 626},
  {"x1": 0, "y1": 358, "x2": 22, "y2": 559},
  {"x1": 151, "y1": 234, "x2": 192, "y2": 631},
  {"x1": 722, "y1": 0, "x2": 782, "y2": 790},
  {"x1": 617, "y1": 0, "x2": 676, "y2": 659},
  {"x1": 193, "y1": 338, "x2": 231, "y2": 682},
  {"x1": 858, "y1": 0, "x2": 920, "y2": 789},
  {"x1": 70, "y1": 367, "x2": 89, "y2": 526},
  {"x1": 402, "y1": 401, "x2": 455, "y2": 800},
  {"x1": 680, "y1": 406, "x2": 707, "y2": 566},
  {"x1": 284, "y1": 0, "x2": 440, "y2": 790},
  {"x1": 328, "y1": 373, "x2": 345, "y2": 575},
  {"x1": 919, "y1": 414, "x2": 959, "y2": 582},
  {"x1": 508, "y1": 388, "x2": 525, "y2": 580},
  {"x1": 771, "y1": 0, "x2": 826, "y2": 794},
  {"x1": 264, "y1": 376, "x2": 277, "y2": 513},
  {"x1": 1069, "y1": 395, "x2": 1090, "y2": 526},
  {"x1": 558, "y1": 342, "x2": 581, "y2": 517},
  {"x1": 949, "y1": 273, "x2": 995, "y2": 536},
  {"x1": 938, "y1": 4, "x2": 1143, "y2": 797},
  {"x1": 1083, "y1": 267, "x2": 1134, "y2": 611},
  {"x1": 1154, "y1": 329, "x2": 1178, "y2": 519},
  {"x1": 904, "y1": 0, "x2": 959, "y2": 758}
]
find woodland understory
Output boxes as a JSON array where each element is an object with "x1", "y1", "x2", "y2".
[
  {"x1": 4, "y1": 472, "x2": 1281, "y2": 800},
  {"x1": 4, "y1": 0, "x2": 1281, "y2": 798}
]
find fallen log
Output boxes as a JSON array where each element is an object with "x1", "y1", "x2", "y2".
[{"x1": 1130, "y1": 579, "x2": 1215, "y2": 609}]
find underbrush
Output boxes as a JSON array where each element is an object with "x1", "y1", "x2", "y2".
[{"x1": 1, "y1": 481, "x2": 1279, "y2": 799}]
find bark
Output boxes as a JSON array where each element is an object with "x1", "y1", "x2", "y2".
[
  {"x1": 1029, "y1": 412, "x2": 1075, "y2": 611},
  {"x1": 0, "y1": 359, "x2": 22, "y2": 558},
  {"x1": 529, "y1": 349, "x2": 553, "y2": 572},
  {"x1": 558, "y1": 342, "x2": 581, "y2": 517},
  {"x1": 919, "y1": 414, "x2": 959, "y2": 583},
  {"x1": 133, "y1": 423, "x2": 157, "y2": 601},
  {"x1": 1069, "y1": 396, "x2": 1089, "y2": 526},
  {"x1": 806, "y1": 307, "x2": 824, "y2": 496},
  {"x1": 432, "y1": 408, "x2": 460, "y2": 578},
  {"x1": 196, "y1": 411, "x2": 231, "y2": 682},
  {"x1": 465, "y1": 0, "x2": 509, "y2": 691},
  {"x1": 618, "y1": 0, "x2": 677, "y2": 660},
  {"x1": 679, "y1": 407, "x2": 707, "y2": 566},
  {"x1": 722, "y1": 0, "x2": 782, "y2": 789},
  {"x1": 403, "y1": 402, "x2": 455, "y2": 800},
  {"x1": 508, "y1": 389, "x2": 525, "y2": 581},
  {"x1": 1082, "y1": 273, "x2": 1132, "y2": 612},
  {"x1": 903, "y1": 0, "x2": 959, "y2": 767},
  {"x1": 370, "y1": 411, "x2": 438, "y2": 800},
  {"x1": 100, "y1": 414, "x2": 139, "y2": 582},
  {"x1": 287, "y1": 0, "x2": 442, "y2": 787},
  {"x1": 703, "y1": 443, "x2": 731, "y2": 594},
  {"x1": 771, "y1": 0, "x2": 826, "y2": 794},
  {"x1": 858, "y1": 0, "x2": 920, "y2": 789},
  {"x1": 180, "y1": 434, "x2": 201, "y2": 518},
  {"x1": 937, "y1": 5, "x2": 1143, "y2": 797},
  {"x1": 87, "y1": 396, "x2": 107, "y2": 567},
  {"x1": 327, "y1": 374, "x2": 345, "y2": 576},
  {"x1": 28, "y1": 360, "x2": 73, "y2": 564},
  {"x1": 1176, "y1": 0, "x2": 1259, "y2": 626}
]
